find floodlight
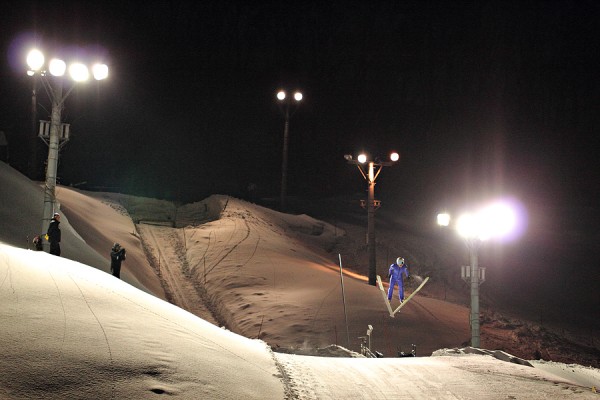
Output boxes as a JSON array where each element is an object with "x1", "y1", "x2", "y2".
[
  {"x1": 437, "y1": 213, "x2": 450, "y2": 227},
  {"x1": 26, "y1": 49, "x2": 44, "y2": 71},
  {"x1": 49, "y1": 59, "x2": 66, "y2": 77},
  {"x1": 294, "y1": 92, "x2": 303, "y2": 101},
  {"x1": 480, "y1": 201, "x2": 517, "y2": 239},
  {"x1": 357, "y1": 154, "x2": 367, "y2": 163},
  {"x1": 69, "y1": 63, "x2": 89, "y2": 82},
  {"x1": 390, "y1": 152, "x2": 399, "y2": 162},
  {"x1": 456, "y1": 201, "x2": 520, "y2": 241},
  {"x1": 277, "y1": 91, "x2": 286, "y2": 100},
  {"x1": 442, "y1": 198, "x2": 524, "y2": 349},
  {"x1": 92, "y1": 63, "x2": 109, "y2": 80},
  {"x1": 456, "y1": 213, "x2": 479, "y2": 239}
]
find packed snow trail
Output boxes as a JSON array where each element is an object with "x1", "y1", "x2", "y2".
[{"x1": 137, "y1": 224, "x2": 219, "y2": 325}]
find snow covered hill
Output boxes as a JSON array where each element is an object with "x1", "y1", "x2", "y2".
[
  {"x1": 1, "y1": 160, "x2": 599, "y2": 398},
  {"x1": 1, "y1": 243, "x2": 598, "y2": 399}
]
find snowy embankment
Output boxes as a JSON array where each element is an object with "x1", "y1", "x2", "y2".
[
  {"x1": 0, "y1": 243, "x2": 284, "y2": 399},
  {"x1": 1, "y1": 243, "x2": 599, "y2": 399}
]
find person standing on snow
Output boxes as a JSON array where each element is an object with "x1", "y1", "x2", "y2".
[
  {"x1": 32, "y1": 235, "x2": 44, "y2": 251},
  {"x1": 387, "y1": 257, "x2": 409, "y2": 302},
  {"x1": 46, "y1": 212, "x2": 62, "y2": 256},
  {"x1": 110, "y1": 243, "x2": 126, "y2": 279}
]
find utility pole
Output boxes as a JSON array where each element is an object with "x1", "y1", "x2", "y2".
[
  {"x1": 276, "y1": 90, "x2": 302, "y2": 212},
  {"x1": 346, "y1": 152, "x2": 399, "y2": 286},
  {"x1": 40, "y1": 80, "x2": 64, "y2": 246},
  {"x1": 463, "y1": 239, "x2": 485, "y2": 348}
]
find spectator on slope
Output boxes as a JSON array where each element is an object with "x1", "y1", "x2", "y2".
[
  {"x1": 110, "y1": 243, "x2": 126, "y2": 279},
  {"x1": 46, "y1": 213, "x2": 62, "y2": 256},
  {"x1": 32, "y1": 234, "x2": 43, "y2": 251}
]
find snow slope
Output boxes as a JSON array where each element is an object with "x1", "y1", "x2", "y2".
[
  {"x1": 1, "y1": 243, "x2": 598, "y2": 399},
  {"x1": 1, "y1": 160, "x2": 599, "y2": 398}
]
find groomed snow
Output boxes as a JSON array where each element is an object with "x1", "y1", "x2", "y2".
[
  {"x1": 1, "y1": 160, "x2": 599, "y2": 398},
  {"x1": 2, "y1": 243, "x2": 599, "y2": 399}
]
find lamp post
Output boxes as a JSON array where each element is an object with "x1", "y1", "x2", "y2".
[
  {"x1": 437, "y1": 201, "x2": 520, "y2": 348},
  {"x1": 26, "y1": 48, "x2": 108, "y2": 250},
  {"x1": 276, "y1": 90, "x2": 302, "y2": 212},
  {"x1": 346, "y1": 152, "x2": 399, "y2": 285}
]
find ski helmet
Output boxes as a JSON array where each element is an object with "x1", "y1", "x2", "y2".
[{"x1": 396, "y1": 257, "x2": 404, "y2": 265}]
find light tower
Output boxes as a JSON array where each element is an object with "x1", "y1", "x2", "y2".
[
  {"x1": 437, "y1": 200, "x2": 522, "y2": 347},
  {"x1": 26, "y1": 48, "x2": 108, "y2": 250},
  {"x1": 276, "y1": 90, "x2": 302, "y2": 212},
  {"x1": 346, "y1": 151, "x2": 399, "y2": 285}
]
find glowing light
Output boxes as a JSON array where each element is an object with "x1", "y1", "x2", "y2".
[
  {"x1": 69, "y1": 63, "x2": 89, "y2": 82},
  {"x1": 26, "y1": 49, "x2": 44, "y2": 71},
  {"x1": 437, "y1": 213, "x2": 450, "y2": 227},
  {"x1": 390, "y1": 152, "x2": 399, "y2": 162},
  {"x1": 480, "y1": 202, "x2": 517, "y2": 239},
  {"x1": 294, "y1": 92, "x2": 303, "y2": 101},
  {"x1": 357, "y1": 154, "x2": 367, "y2": 163},
  {"x1": 277, "y1": 91, "x2": 286, "y2": 100},
  {"x1": 454, "y1": 199, "x2": 526, "y2": 242},
  {"x1": 456, "y1": 213, "x2": 479, "y2": 239},
  {"x1": 48, "y1": 59, "x2": 66, "y2": 77},
  {"x1": 25, "y1": 48, "x2": 108, "y2": 83},
  {"x1": 92, "y1": 63, "x2": 108, "y2": 80}
]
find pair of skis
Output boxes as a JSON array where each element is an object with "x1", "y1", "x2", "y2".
[{"x1": 376, "y1": 275, "x2": 429, "y2": 318}]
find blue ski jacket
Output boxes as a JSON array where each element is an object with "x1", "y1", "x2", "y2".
[{"x1": 388, "y1": 262, "x2": 409, "y2": 281}]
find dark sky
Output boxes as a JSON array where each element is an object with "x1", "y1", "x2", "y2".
[
  {"x1": 1, "y1": 0, "x2": 599, "y2": 322},
  {"x1": 1, "y1": 1, "x2": 599, "y2": 215},
  {"x1": 1, "y1": 0, "x2": 597, "y2": 202}
]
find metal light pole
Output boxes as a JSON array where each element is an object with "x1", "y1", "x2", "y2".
[
  {"x1": 26, "y1": 48, "x2": 108, "y2": 249},
  {"x1": 41, "y1": 78, "x2": 64, "y2": 246},
  {"x1": 276, "y1": 90, "x2": 302, "y2": 212},
  {"x1": 346, "y1": 152, "x2": 399, "y2": 285},
  {"x1": 438, "y1": 212, "x2": 485, "y2": 348},
  {"x1": 465, "y1": 238, "x2": 484, "y2": 348},
  {"x1": 30, "y1": 72, "x2": 39, "y2": 175},
  {"x1": 437, "y1": 200, "x2": 523, "y2": 348},
  {"x1": 366, "y1": 160, "x2": 377, "y2": 286}
]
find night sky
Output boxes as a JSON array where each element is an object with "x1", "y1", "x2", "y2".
[
  {"x1": 1, "y1": 1, "x2": 596, "y2": 200},
  {"x1": 1, "y1": 2, "x2": 599, "y2": 314}
]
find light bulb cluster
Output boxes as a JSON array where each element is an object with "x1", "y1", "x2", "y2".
[{"x1": 26, "y1": 48, "x2": 108, "y2": 81}]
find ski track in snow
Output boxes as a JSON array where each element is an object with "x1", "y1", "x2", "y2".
[{"x1": 137, "y1": 224, "x2": 218, "y2": 325}]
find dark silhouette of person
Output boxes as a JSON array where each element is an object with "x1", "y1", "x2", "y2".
[
  {"x1": 47, "y1": 213, "x2": 61, "y2": 256},
  {"x1": 32, "y1": 235, "x2": 44, "y2": 251},
  {"x1": 110, "y1": 243, "x2": 126, "y2": 279}
]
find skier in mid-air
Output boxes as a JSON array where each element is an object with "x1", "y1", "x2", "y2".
[{"x1": 387, "y1": 257, "x2": 409, "y2": 302}]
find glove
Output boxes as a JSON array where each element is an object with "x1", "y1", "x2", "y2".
[{"x1": 45, "y1": 234, "x2": 49, "y2": 241}]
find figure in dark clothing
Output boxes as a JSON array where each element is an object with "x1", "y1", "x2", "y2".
[
  {"x1": 47, "y1": 213, "x2": 61, "y2": 256},
  {"x1": 32, "y1": 235, "x2": 44, "y2": 251},
  {"x1": 110, "y1": 243, "x2": 126, "y2": 279}
]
